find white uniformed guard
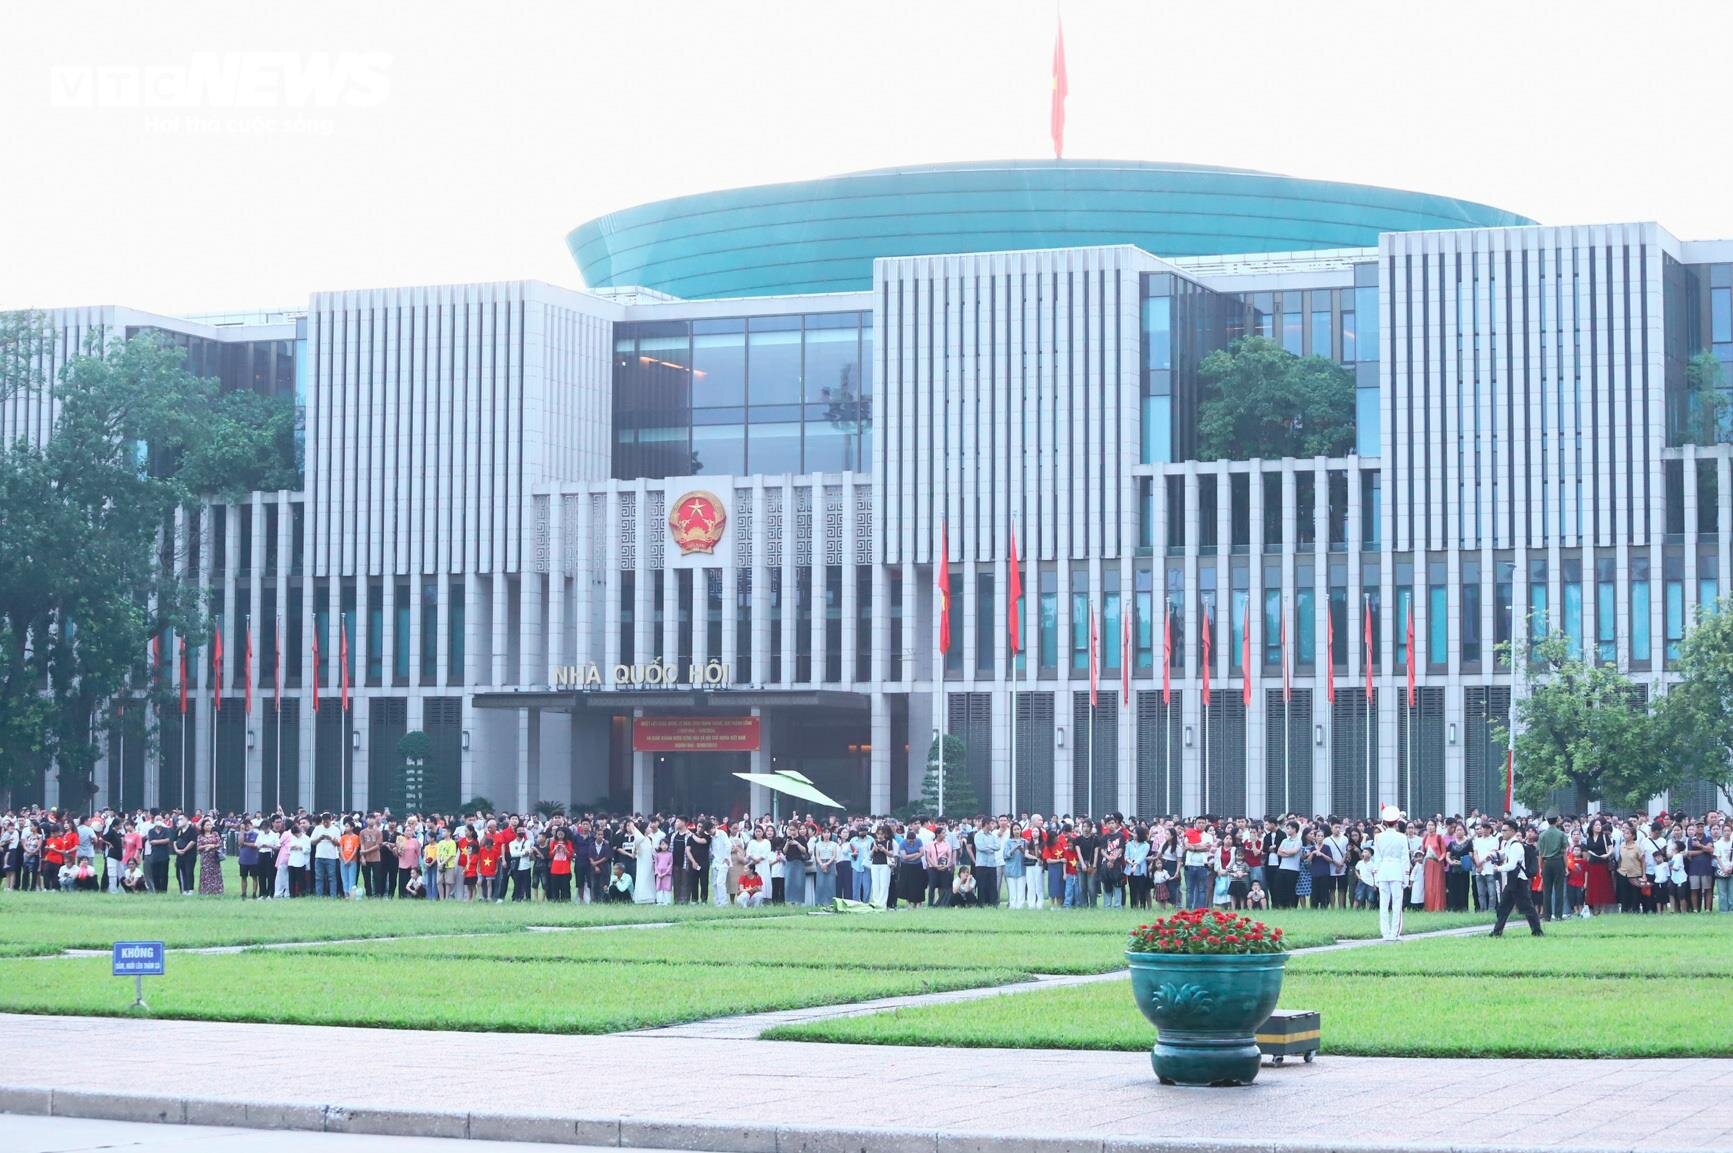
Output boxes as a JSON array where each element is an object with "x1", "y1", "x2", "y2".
[{"x1": 1371, "y1": 804, "x2": 1411, "y2": 941}]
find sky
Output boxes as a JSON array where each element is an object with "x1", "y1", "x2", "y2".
[{"x1": 4, "y1": 0, "x2": 1733, "y2": 315}]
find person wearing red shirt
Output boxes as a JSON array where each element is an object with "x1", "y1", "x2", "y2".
[
  {"x1": 546, "y1": 830, "x2": 574, "y2": 903},
  {"x1": 457, "y1": 837, "x2": 477, "y2": 901},
  {"x1": 41, "y1": 825, "x2": 68, "y2": 889},
  {"x1": 1043, "y1": 824, "x2": 1070, "y2": 908},
  {"x1": 476, "y1": 843, "x2": 501, "y2": 902}
]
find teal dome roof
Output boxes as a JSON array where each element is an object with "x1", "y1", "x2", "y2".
[{"x1": 569, "y1": 160, "x2": 1534, "y2": 300}]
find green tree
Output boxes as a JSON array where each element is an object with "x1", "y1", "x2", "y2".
[
  {"x1": 1675, "y1": 351, "x2": 1728, "y2": 446},
  {"x1": 1653, "y1": 597, "x2": 1733, "y2": 801},
  {"x1": 917, "y1": 733, "x2": 977, "y2": 817},
  {"x1": 1196, "y1": 336, "x2": 1355, "y2": 461},
  {"x1": 1493, "y1": 632, "x2": 1678, "y2": 813},
  {"x1": 0, "y1": 324, "x2": 296, "y2": 804}
]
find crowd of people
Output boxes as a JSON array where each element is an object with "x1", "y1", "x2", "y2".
[{"x1": 3, "y1": 802, "x2": 1730, "y2": 926}]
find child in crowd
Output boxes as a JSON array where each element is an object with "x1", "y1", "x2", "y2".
[
  {"x1": 654, "y1": 841, "x2": 674, "y2": 906},
  {"x1": 1245, "y1": 881, "x2": 1269, "y2": 910},
  {"x1": 1353, "y1": 847, "x2": 1377, "y2": 909},
  {"x1": 736, "y1": 867, "x2": 764, "y2": 907},
  {"x1": 951, "y1": 864, "x2": 977, "y2": 906}
]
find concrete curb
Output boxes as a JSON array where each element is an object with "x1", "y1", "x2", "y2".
[{"x1": 0, "y1": 1086, "x2": 1704, "y2": 1153}]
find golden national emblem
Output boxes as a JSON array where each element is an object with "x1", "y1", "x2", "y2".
[{"x1": 669, "y1": 490, "x2": 726, "y2": 554}]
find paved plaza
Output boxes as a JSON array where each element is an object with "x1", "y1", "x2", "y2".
[{"x1": 2, "y1": 1013, "x2": 1730, "y2": 1153}]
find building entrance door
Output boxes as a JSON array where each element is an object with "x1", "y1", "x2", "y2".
[{"x1": 652, "y1": 753, "x2": 751, "y2": 821}]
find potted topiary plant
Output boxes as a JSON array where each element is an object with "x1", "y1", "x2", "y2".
[{"x1": 1126, "y1": 909, "x2": 1289, "y2": 1086}]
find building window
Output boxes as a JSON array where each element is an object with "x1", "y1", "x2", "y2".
[
  {"x1": 1428, "y1": 582, "x2": 1446, "y2": 668},
  {"x1": 1104, "y1": 589, "x2": 1122, "y2": 673},
  {"x1": 1562, "y1": 560, "x2": 1582, "y2": 660},
  {"x1": 393, "y1": 582, "x2": 410, "y2": 684},
  {"x1": 1356, "y1": 379, "x2": 1381, "y2": 457},
  {"x1": 617, "y1": 573, "x2": 634, "y2": 668},
  {"x1": 448, "y1": 582, "x2": 465, "y2": 685},
  {"x1": 1595, "y1": 565, "x2": 1616, "y2": 665},
  {"x1": 367, "y1": 582, "x2": 384, "y2": 686},
  {"x1": 1360, "y1": 472, "x2": 1381, "y2": 548},
  {"x1": 943, "y1": 572, "x2": 963, "y2": 676},
  {"x1": 1071, "y1": 586, "x2": 1089, "y2": 674},
  {"x1": 1039, "y1": 570, "x2": 1058, "y2": 675},
  {"x1": 1263, "y1": 588, "x2": 1281, "y2": 670},
  {"x1": 1134, "y1": 569, "x2": 1154, "y2": 671},
  {"x1": 735, "y1": 569, "x2": 753, "y2": 683},
  {"x1": 1631, "y1": 561, "x2": 1652, "y2": 664},
  {"x1": 975, "y1": 572, "x2": 994, "y2": 676},
  {"x1": 825, "y1": 566, "x2": 843, "y2": 683},
  {"x1": 1665, "y1": 578, "x2": 1685, "y2": 663},
  {"x1": 1494, "y1": 562, "x2": 1514, "y2": 667},
  {"x1": 1462, "y1": 568, "x2": 1482, "y2": 667},
  {"x1": 855, "y1": 566, "x2": 872, "y2": 682},
  {"x1": 1229, "y1": 588, "x2": 1248, "y2": 674}
]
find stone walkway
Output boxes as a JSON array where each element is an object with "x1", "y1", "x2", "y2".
[{"x1": 2, "y1": 1013, "x2": 1728, "y2": 1153}]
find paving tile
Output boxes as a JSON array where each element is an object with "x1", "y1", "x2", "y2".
[{"x1": 0, "y1": 1013, "x2": 1729, "y2": 1153}]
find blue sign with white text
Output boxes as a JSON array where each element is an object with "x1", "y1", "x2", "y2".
[{"x1": 112, "y1": 940, "x2": 165, "y2": 977}]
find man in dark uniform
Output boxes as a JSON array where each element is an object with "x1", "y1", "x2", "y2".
[{"x1": 1488, "y1": 818, "x2": 1544, "y2": 937}]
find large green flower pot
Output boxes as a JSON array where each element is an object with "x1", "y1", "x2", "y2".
[{"x1": 1126, "y1": 950, "x2": 1288, "y2": 1086}]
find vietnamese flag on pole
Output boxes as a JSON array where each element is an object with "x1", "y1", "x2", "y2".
[
  {"x1": 1049, "y1": 19, "x2": 1068, "y2": 159},
  {"x1": 211, "y1": 626, "x2": 223, "y2": 714},
  {"x1": 1088, "y1": 599, "x2": 1099, "y2": 709},
  {"x1": 1241, "y1": 599, "x2": 1252, "y2": 708},
  {"x1": 1161, "y1": 603, "x2": 1172, "y2": 706},
  {"x1": 936, "y1": 521, "x2": 951, "y2": 655},
  {"x1": 1121, "y1": 599, "x2": 1130, "y2": 708},
  {"x1": 178, "y1": 636, "x2": 188, "y2": 716},
  {"x1": 340, "y1": 620, "x2": 351, "y2": 713},
  {"x1": 1364, "y1": 595, "x2": 1375, "y2": 702},
  {"x1": 1201, "y1": 606, "x2": 1212, "y2": 709},
  {"x1": 274, "y1": 624, "x2": 283, "y2": 715},
  {"x1": 311, "y1": 632, "x2": 320, "y2": 714},
  {"x1": 243, "y1": 628, "x2": 253, "y2": 716},
  {"x1": 1007, "y1": 526, "x2": 1023, "y2": 655},
  {"x1": 1325, "y1": 605, "x2": 1335, "y2": 704},
  {"x1": 1406, "y1": 601, "x2": 1417, "y2": 709}
]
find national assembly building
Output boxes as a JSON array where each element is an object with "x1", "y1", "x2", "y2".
[{"x1": 14, "y1": 160, "x2": 1733, "y2": 820}]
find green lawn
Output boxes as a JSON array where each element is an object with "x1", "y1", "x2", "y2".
[
  {"x1": 0, "y1": 887, "x2": 791, "y2": 955},
  {"x1": 764, "y1": 916, "x2": 1733, "y2": 1058},
  {"x1": 0, "y1": 888, "x2": 1522, "y2": 1040},
  {"x1": 0, "y1": 952, "x2": 1029, "y2": 1033},
  {"x1": 713, "y1": 907, "x2": 1492, "y2": 950}
]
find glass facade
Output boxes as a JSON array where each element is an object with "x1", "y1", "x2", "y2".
[{"x1": 613, "y1": 312, "x2": 872, "y2": 480}]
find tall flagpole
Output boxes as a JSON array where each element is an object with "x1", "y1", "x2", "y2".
[
  {"x1": 1165, "y1": 604, "x2": 1174, "y2": 816},
  {"x1": 1008, "y1": 518, "x2": 1021, "y2": 818},
  {"x1": 934, "y1": 519, "x2": 949, "y2": 818}
]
